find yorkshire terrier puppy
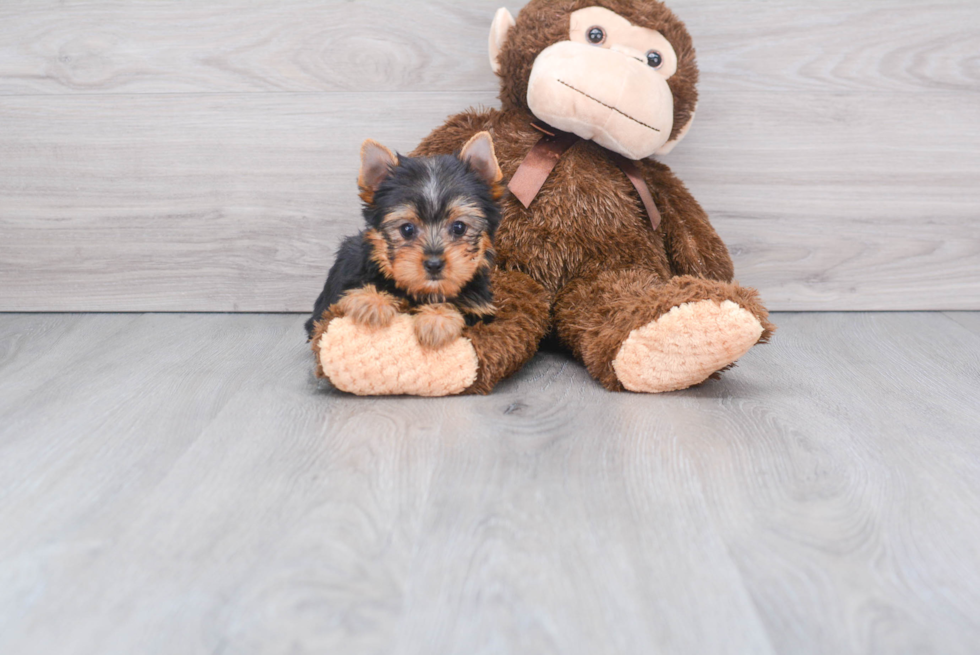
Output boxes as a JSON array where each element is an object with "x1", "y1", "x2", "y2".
[{"x1": 305, "y1": 131, "x2": 503, "y2": 349}]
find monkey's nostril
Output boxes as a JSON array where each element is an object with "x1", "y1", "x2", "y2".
[{"x1": 423, "y1": 258, "x2": 445, "y2": 275}]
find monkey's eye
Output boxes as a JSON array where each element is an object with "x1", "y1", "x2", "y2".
[
  {"x1": 646, "y1": 50, "x2": 664, "y2": 69},
  {"x1": 450, "y1": 221, "x2": 468, "y2": 237},
  {"x1": 587, "y1": 26, "x2": 605, "y2": 45},
  {"x1": 399, "y1": 223, "x2": 417, "y2": 239}
]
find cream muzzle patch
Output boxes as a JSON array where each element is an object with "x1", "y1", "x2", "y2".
[{"x1": 525, "y1": 6, "x2": 679, "y2": 160}]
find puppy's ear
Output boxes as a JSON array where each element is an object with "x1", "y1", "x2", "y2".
[
  {"x1": 359, "y1": 139, "x2": 398, "y2": 204},
  {"x1": 459, "y1": 131, "x2": 503, "y2": 186}
]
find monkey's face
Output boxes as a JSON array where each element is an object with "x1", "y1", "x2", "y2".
[
  {"x1": 490, "y1": 1, "x2": 699, "y2": 160},
  {"x1": 528, "y1": 7, "x2": 676, "y2": 159}
]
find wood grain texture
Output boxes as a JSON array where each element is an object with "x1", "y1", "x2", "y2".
[
  {"x1": 1, "y1": 91, "x2": 976, "y2": 311},
  {"x1": 944, "y1": 311, "x2": 980, "y2": 336},
  {"x1": 2, "y1": 0, "x2": 977, "y2": 95},
  {"x1": 0, "y1": 92, "x2": 474, "y2": 312},
  {"x1": 0, "y1": 312, "x2": 979, "y2": 654},
  {"x1": 0, "y1": 0, "x2": 502, "y2": 95},
  {"x1": 0, "y1": 0, "x2": 978, "y2": 311}
]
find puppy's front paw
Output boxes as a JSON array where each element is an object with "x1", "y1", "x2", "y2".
[
  {"x1": 335, "y1": 286, "x2": 399, "y2": 328},
  {"x1": 413, "y1": 304, "x2": 465, "y2": 350}
]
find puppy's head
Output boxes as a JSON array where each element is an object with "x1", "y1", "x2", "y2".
[{"x1": 358, "y1": 132, "x2": 503, "y2": 300}]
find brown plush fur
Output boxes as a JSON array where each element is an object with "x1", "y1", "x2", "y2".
[
  {"x1": 461, "y1": 268, "x2": 553, "y2": 395},
  {"x1": 396, "y1": 0, "x2": 773, "y2": 394},
  {"x1": 555, "y1": 273, "x2": 774, "y2": 390},
  {"x1": 411, "y1": 112, "x2": 735, "y2": 298}
]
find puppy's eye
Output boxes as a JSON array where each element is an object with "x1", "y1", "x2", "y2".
[
  {"x1": 399, "y1": 223, "x2": 416, "y2": 239},
  {"x1": 646, "y1": 50, "x2": 664, "y2": 69},
  {"x1": 450, "y1": 221, "x2": 468, "y2": 237},
  {"x1": 587, "y1": 26, "x2": 605, "y2": 45}
]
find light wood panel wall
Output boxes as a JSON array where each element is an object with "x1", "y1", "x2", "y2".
[{"x1": 1, "y1": 0, "x2": 978, "y2": 311}]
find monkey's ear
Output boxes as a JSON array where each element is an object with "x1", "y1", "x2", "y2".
[
  {"x1": 489, "y1": 8, "x2": 515, "y2": 74},
  {"x1": 459, "y1": 131, "x2": 503, "y2": 186},
  {"x1": 654, "y1": 109, "x2": 696, "y2": 156},
  {"x1": 358, "y1": 139, "x2": 398, "y2": 199}
]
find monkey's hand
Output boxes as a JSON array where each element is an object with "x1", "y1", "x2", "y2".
[
  {"x1": 310, "y1": 269, "x2": 551, "y2": 397},
  {"x1": 312, "y1": 313, "x2": 478, "y2": 397}
]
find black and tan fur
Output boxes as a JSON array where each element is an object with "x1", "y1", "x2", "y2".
[{"x1": 306, "y1": 133, "x2": 503, "y2": 349}]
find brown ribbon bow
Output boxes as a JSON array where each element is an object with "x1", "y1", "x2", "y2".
[{"x1": 507, "y1": 122, "x2": 662, "y2": 231}]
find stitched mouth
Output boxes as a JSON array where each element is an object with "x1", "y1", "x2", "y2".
[{"x1": 556, "y1": 79, "x2": 661, "y2": 133}]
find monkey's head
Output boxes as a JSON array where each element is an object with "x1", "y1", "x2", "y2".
[{"x1": 490, "y1": 1, "x2": 698, "y2": 160}]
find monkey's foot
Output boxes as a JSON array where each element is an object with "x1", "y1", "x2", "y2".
[
  {"x1": 316, "y1": 314, "x2": 478, "y2": 397},
  {"x1": 612, "y1": 300, "x2": 763, "y2": 393}
]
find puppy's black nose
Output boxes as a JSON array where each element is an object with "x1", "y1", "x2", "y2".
[{"x1": 423, "y1": 257, "x2": 445, "y2": 276}]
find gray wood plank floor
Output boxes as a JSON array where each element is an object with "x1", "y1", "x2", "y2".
[
  {"x1": 1, "y1": 312, "x2": 979, "y2": 654},
  {"x1": 2, "y1": 0, "x2": 978, "y2": 312}
]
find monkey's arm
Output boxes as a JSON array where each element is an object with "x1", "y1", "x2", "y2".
[
  {"x1": 643, "y1": 161, "x2": 735, "y2": 283},
  {"x1": 461, "y1": 268, "x2": 551, "y2": 394},
  {"x1": 309, "y1": 267, "x2": 549, "y2": 396},
  {"x1": 410, "y1": 109, "x2": 500, "y2": 157}
]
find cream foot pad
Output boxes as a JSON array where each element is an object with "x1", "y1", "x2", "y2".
[
  {"x1": 317, "y1": 314, "x2": 478, "y2": 397},
  {"x1": 612, "y1": 300, "x2": 763, "y2": 393}
]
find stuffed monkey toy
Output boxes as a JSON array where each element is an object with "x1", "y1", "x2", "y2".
[{"x1": 310, "y1": 0, "x2": 774, "y2": 396}]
